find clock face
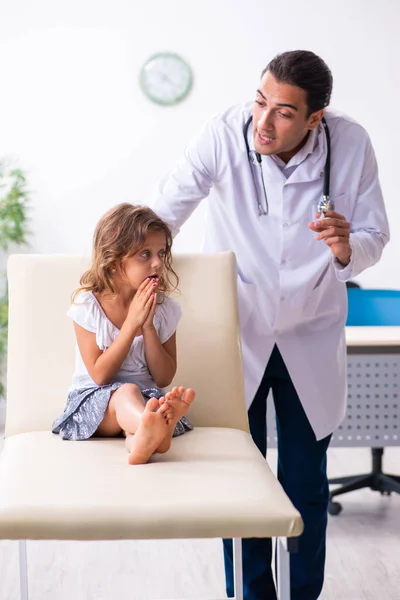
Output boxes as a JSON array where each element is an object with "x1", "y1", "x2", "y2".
[{"x1": 139, "y1": 52, "x2": 193, "y2": 106}]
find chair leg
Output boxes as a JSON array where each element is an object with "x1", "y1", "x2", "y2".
[
  {"x1": 276, "y1": 538, "x2": 291, "y2": 600},
  {"x1": 385, "y1": 474, "x2": 400, "y2": 484},
  {"x1": 18, "y1": 540, "x2": 29, "y2": 600},
  {"x1": 329, "y1": 474, "x2": 369, "y2": 485},
  {"x1": 232, "y1": 538, "x2": 243, "y2": 600},
  {"x1": 329, "y1": 474, "x2": 374, "y2": 500},
  {"x1": 377, "y1": 474, "x2": 400, "y2": 494},
  {"x1": 329, "y1": 447, "x2": 400, "y2": 501}
]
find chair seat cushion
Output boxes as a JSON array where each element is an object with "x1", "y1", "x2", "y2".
[{"x1": 0, "y1": 428, "x2": 303, "y2": 541}]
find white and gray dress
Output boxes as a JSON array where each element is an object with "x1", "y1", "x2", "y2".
[{"x1": 52, "y1": 291, "x2": 193, "y2": 441}]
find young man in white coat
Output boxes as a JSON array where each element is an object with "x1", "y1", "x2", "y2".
[{"x1": 151, "y1": 50, "x2": 390, "y2": 600}]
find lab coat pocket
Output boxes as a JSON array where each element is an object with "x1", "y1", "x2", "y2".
[
  {"x1": 305, "y1": 266, "x2": 345, "y2": 331},
  {"x1": 236, "y1": 276, "x2": 256, "y2": 329},
  {"x1": 312, "y1": 262, "x2": 330, "y2": 291},
  {"x1": 311, "y1": 192, "x2": 349, "y2": 220},
  {"x1": 328, "y1": 192, "x2": 350, "y2": 219}
]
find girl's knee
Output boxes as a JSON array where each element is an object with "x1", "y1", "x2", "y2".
[
  {"x1": 111, "y1": 383, "x2": 146, "y2": 414},
  {"x1": 120, "y1": 383, "x2": 140, "y2": 395},
  {"x1": 109, "y1": 384, "x2": 140, "y2": 412}
]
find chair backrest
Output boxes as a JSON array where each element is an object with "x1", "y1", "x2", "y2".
[
  {"x1": 346, "y1": 288, "x2": 400, "y2": 326},
  {"x1": 5, "y1": 252, "x2": 249, "y2": 437}
]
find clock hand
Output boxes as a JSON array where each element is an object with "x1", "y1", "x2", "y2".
[{"x1": 160, "y1": 72, "x2": 174, "y2": 85}]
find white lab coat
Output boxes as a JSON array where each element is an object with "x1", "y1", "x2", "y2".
[{"x1": 152, "y1": 103, "x2": 390, "y2": 440}]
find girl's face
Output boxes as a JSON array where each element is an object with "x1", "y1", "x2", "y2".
[{"x1": 118, "y1": 231, "x2": 167, "y2": 291}]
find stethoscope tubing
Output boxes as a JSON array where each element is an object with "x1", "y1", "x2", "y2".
[{"x1": 243, "y1": 114, "x2": 331, "y2": 216}]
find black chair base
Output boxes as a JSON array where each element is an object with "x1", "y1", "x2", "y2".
[{"x1": 328, "y1": 448, "x2": 400, "y2": 515}]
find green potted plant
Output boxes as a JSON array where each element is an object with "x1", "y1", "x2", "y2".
[{"x1": 0, "y1": 160, "x2": 30, "y2": 402}]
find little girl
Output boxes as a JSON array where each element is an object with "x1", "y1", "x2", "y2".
[{"x1": 52, "y1": 203, "x2": 195, "y2": 464}]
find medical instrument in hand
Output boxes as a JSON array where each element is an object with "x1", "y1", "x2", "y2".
[{"x1": 243, "y1": 115, "x2": 331, "y2": 217}]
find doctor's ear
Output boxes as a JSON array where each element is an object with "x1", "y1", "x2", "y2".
[{"x1": 308, "y1": 109, "x2": 324, "y2": 130}]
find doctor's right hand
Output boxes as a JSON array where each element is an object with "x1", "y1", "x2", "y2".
[{"x1": 308, "y1": 210, "x2": 352, "y2": 266}]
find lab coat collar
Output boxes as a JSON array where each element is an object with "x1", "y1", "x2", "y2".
[
  {"x1": 271, "y1": 127, "x2": 318, "y2": 171},
  {"x1": 247, "y1": 121, "x2": 328, "y2": 184},
  {"x1": 283, "y1": 122, "x2": 327, "y2": 185}
]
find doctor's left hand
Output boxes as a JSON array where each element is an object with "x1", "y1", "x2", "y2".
[{"x1": 308, "y1": 210, "x2": 352, "y2": 266}]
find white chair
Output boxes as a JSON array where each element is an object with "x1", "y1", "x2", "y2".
[{"x1": 0, "y1": 252, "x2": 303, "y2": 600}]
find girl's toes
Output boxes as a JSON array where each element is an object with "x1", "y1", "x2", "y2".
[
  {"x1": 183, "y1": 388, "x2": 196, "y2": 405},
  {"x1": 158, "y1": 402, "x2": 169, "y2": 415},
  {"x1": 146, "y1": 398, "x2": 159, "y2": 412}
]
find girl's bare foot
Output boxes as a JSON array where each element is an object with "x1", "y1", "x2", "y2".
[
  {"x1": 166, "y1": 387, "x2": 196, "y2": 420},
  {"x1": 156, "y1": 387, "x2": 196, "y2": 454},
  {"x1": 127, "y1": 398, "x2": 169, "y2": 465}
]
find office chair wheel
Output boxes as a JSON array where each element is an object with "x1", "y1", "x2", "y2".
[{"x1": 328, "y1": 501, "x2": 342, "y2": 516}]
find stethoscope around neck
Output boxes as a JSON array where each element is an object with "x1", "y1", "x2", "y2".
[{"x1": 243, "y1": 115, "x2": 332, "y2": 217}]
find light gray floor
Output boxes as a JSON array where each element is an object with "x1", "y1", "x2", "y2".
[{"x1": 1, "y1": 422, "x2": 399, "y2": 599}]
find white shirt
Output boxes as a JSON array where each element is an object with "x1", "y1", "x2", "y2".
[
  {"x1": 271, "y1": 127, "x2": 318, "y2": 176},
  {"x1": 152, "y1": 103, "x2": 390, "y2": 440},
  {"x1": 67, "y1": 291, "x2": 182, "y2": 391}
]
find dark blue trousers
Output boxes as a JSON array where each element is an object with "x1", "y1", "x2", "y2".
[{"x1": 223, "y1": 345, "x2": 331, "y2": 600}]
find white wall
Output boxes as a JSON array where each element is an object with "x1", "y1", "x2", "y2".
[{"x1": 0, "y1": 0, "x2": 398, "y2": 287}]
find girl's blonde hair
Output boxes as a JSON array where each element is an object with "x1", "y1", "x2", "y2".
[{"x1": 72, "y1": 203, "x2": 178, "y2": 301}]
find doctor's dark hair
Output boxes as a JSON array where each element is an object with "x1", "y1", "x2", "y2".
[
  {"x1": 262, "y1": 50, "x2": 333, "y2": 117},
  {"x1": 72, "y1": 203, "x2": 178, "y2": 302}
]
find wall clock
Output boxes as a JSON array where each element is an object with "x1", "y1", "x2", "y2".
[{"x1": 139, "y1": 52, "x2": 193, "y2": 106}]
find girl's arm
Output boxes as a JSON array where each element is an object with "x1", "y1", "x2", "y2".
[
  {"x1": 142, "y1": 327, "x2": 177, "y2": 388},
  {"x1": 74, "y1": 319, "x2": 139, "y2": 386},
  {"x1": 75, "y1": 278, "x2": 156, "y2": 386},
  {"x1": 142, "y1": 292, "x2": 177, "y2": 388}
]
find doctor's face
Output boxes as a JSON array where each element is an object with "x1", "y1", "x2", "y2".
[{"x1": 253, "y1": 71, "x2": 323, "y2": 163}]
